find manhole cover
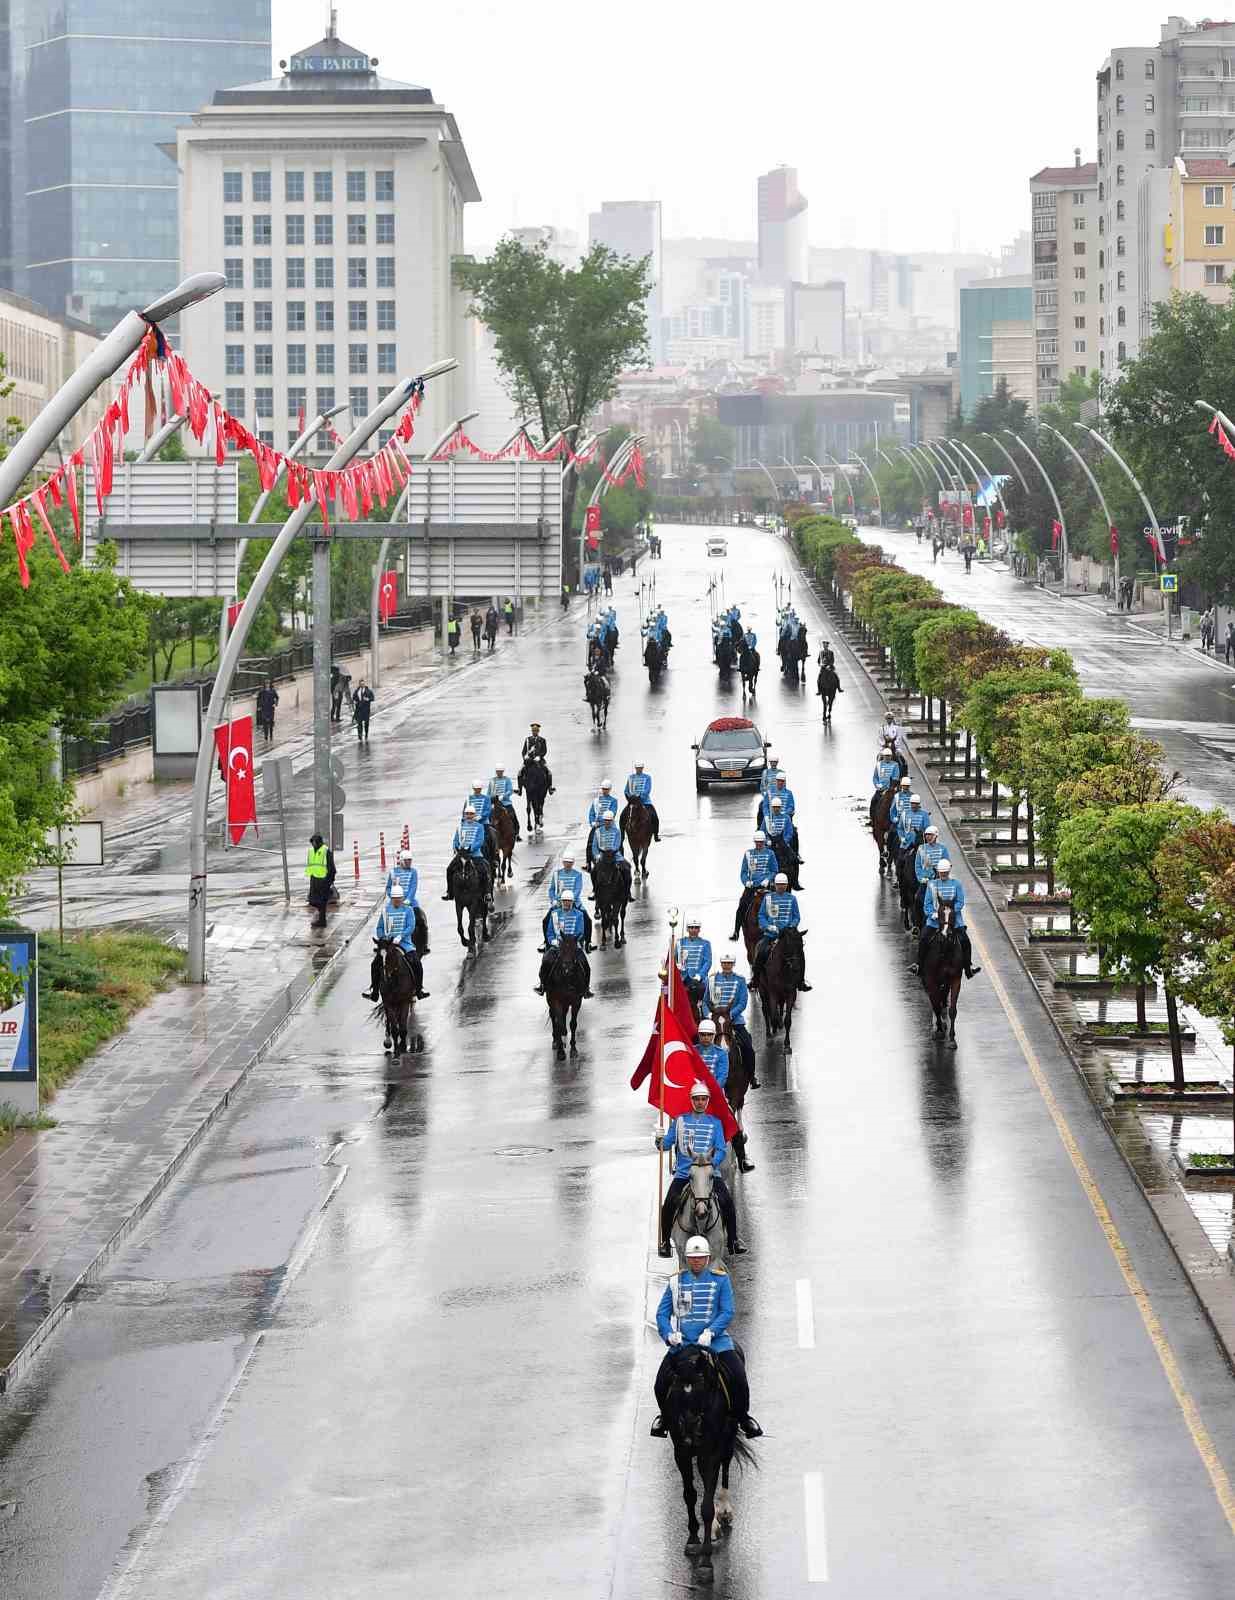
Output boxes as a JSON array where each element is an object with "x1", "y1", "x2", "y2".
[{"x1": 494, "y1": 1145, "x2": 554, "y2": 1158}]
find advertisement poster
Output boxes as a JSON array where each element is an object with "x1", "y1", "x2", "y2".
[{"x1": 0, "y1": 933, "x2": 38, "y2": 1083}]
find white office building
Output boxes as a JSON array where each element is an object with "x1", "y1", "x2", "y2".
[
  {"x1": 588, "y1": 200, "x2": 663, "y2": 363},
  {"x1": 172, "y1": 22, "x2": 479, "y2": 455}
]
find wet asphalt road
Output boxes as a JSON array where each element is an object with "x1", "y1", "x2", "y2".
[{"x1": 3, "y1": 524, "x2": 1235, "y2": 1597}]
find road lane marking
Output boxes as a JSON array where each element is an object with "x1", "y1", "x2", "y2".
[
  {"x1": 795, "y1": 1278, "x2": 815, "y2": 1349},
  {"x1": 803, "y1": 1471, "x2": 829, "y2": 1581},
  {"x1": 969, "y1": 921, "x2": 1235, "y2": 1537}
]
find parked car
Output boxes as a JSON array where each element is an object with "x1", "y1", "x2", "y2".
[
  {"x1": 692, "y1": 715, "x2": 769, "y2": 792},
  {"x1": 707, "y1": 535, "x2": 728, "y2": 557}
]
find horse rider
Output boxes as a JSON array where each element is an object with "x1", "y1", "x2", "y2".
[
  {"x1": 729, "y1": 829, "x2": 777, "y2": 943},
  {"x1": 758, "y1": 770, "x2": 795, "y2": 831},
  {"x1": 654, "y1": 1082, "x2": 745, "y2": 1259},
  {"x1": 742, "y1": 622, "x2": 757, "y2": 653},
  {"x1": 541, "y1": 851, "x2": 593, "y2": 950},
  {"x1": 872, "y1": 746, "x2": 901, "y2": 815},
  {"x1": 888, "y1": 775, "x2": 913, "y2": 834},
  {"x1": 650, "y1": 1235, "x2": 762, "y2": 1440},
  {"x1": 464, "y1": 779, "x2": 499, "y2": 876},
  {"x1": 705, "y1": 953, "x2": 760, "y2": 1096},
  {"x1": 518, "y1": 721, "x2": 554, "y2": 794},
  {"x1": 442, "y1": 804, "x2": 493, "y2": 908},
  {"x1": 363, "y1": 882, "x2": 429, "y2": 1001},
  {"x1": 913, "y1": 824, "x2": 946, "y2": 927},
  {"x1": 488, "y1": 764, "x2": 521, "y2": 842},
  {"x1": 385, "y1": 846, "x2": 430, "y2": 955},
  {"x1": 763, "y1": 797, "x2": 803, "y2": 891},
  {"x1": 760, "y1": 753, "x2": 783, "y2": 796},
  {"x1": 533, "y1": 889, "x2": 594, "y2": 998},
  {"x1": 882, "y1": 711, "x2": 907, "y2": 767},
  {"x1": 696, "y1": 1017, "x2": 755, "y2": 1175},
  {"x1": 622, "y1": 761, "x2": 662, "y2": 843},
  {"x1": 894, "y1": 793, "x2": 932, "y2": 861},
  {"x1": 908, "y1": 859, "x2": 982, "y2": 981},
  {"x1": 585, "y1": 779, "x2": 620, "y2": 864},
  {"x1": 817, "y1": 641, "x2": 836, "y2": 670},
  {"x1": 751, "y1": 872, "x2": 812, "y2": 992},
  {"x1": 675, "y1": 916, "x2": 713, "y2": 1014},
  {"x1": 588, "y1": 812, "x2": 631, "y2": 899}
]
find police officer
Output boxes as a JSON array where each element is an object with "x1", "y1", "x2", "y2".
[
  {"x1": 650, "y1": 1235, "x2": 762, "y2": 1440},
  {"x1": 655, "y1": 1082, "x2": 744, "y2": 1258},
  {"x1": 533, "y1": 889, "x2": 593, "y2": 997},
  {"x1": 751, "y1": 872, "x2": 811, "y2": 992}
]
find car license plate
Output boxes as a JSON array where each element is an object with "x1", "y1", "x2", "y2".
[{"x1": 720, "y1": 769, "x2": 740, "y2": 778}]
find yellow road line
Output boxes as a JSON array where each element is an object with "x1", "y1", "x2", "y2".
[{"x1": 969, "y1": 921, "x2": 1235, "y2": 1535}]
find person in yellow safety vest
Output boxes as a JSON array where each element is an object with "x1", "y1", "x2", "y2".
[{"x1": 305, "y1": 832, "x2": 335, "y2": 928}]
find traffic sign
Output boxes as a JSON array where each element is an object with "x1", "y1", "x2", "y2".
[{"x1": 1160, "y1": 573, "x2": 1179, "y2": 593}]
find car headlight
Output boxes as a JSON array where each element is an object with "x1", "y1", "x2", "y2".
[{"x1": 696, "y1": 758, "x2": 715, "y2": 770}]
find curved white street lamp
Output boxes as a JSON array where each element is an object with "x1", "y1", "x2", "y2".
[{"x1": 1003, "y1": 429, "x2": 1069, "y2": 589}]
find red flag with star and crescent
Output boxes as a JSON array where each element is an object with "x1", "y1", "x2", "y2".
[
  {"x1": 212, "y1": 715, "x2": 257, "y2": 844},
  {"x1": 378, "y1": 569, "x2": 398, "y2": 623},
  {"x1": 630, "y1": 965, "x2": 737, "y2": 1138}
]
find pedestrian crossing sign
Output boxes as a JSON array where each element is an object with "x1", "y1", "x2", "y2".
[{"x1": 1160, "y1": 573, "x2": 1179, "y2": 593}]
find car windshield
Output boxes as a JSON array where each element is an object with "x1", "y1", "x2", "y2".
[{"x1": 702, "y1": 729, "x2": 760, "y2": 751}]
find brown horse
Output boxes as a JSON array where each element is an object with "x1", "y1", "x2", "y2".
[
  {"x1": 739, "y1": 889, "x2": 764, "y2": 967},
  {"x1": 711, "y1": 1007, "x2": 755, "y2": 1172},
  {"x1": 491, "y1": 802, "x2": 517, "y2": 887},
  {"x1": 621, "y1": 795, "x2": 656, "y2": 879},
  {"x1": 870, "y1": 786, "x2": 897, "y2": 876}
]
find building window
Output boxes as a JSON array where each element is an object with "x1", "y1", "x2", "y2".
[
  {"x1": 316, "y1": 302, "x2": 334, "y2": 332},
  {"x1": 1115, "y1": 93, "x2": 1125, "y2": 113},
  {"x1": 1205, "y1": 185, "x2": 1226, "y2": 206},
  {"x1": 1117, "y1": 340, "x2": 1127, "y2": 361},
  {"x1": 258, "y1": 429, "x2": 274, "y2": 447},
  {"x1": 1098, "y1": 181, "x2": 1105, "y2": 201},
  {"x1": 348, "y1": 301, "x2": 368, "y2": 331},
  {"x1": 349, "y1": 386, "x2": 369, "y2": 419},
  {"x1": 315, "y1": 258, "x2": 334, "y2": 290},
  {"x1": 377, "y1": 343, "x2": 396, "y2": 374},
  {"x1": 286, "y1": 214, "x2": 305, "y2": 246},
  {"x1": 1098, "y1": 114, "x2": 1105, "y2": 134},
  {"x1": 288, "y1": 386, "x2": 306, "y2": 418},
  {"x1": 1145, "y1": 94, "x2": 1155, "y2": 114},
  {"x1": 286, "y1": 170, "x2": 304, "y2": 202},
  {"x1": 287, "y1": 301, "x2": 306, "y2": 331},
  {"x1": 223, "y1": 258, "x2": 243, "y2": 290},
  {"x1": 347, "y1": 215, "x2": 367, "y2": 246},
  {"x1": 1073, "y1": 190, "x2": 1085, "y2": 204},
  {"x1": 1117, "y1": 305, "x2": 1126, "y2": 326},
  {"x1": 224, "y1": 302, "x2": 244, "y2": 332},
  {"x1": 376, "y1": 214, "x2": 395, "y2": 245},
  {"x1": 1116, "y1": 129, "x2": 1125, "y2": 150},
  {"x1": 254, "y1": 388, "x2": 273, "y2": 418},
  {"x1": 1073, "y1": 216, "x2": 1086, "y2": 230},
  {"x1": 249, "y1": 258, "x2": 269, "y2": 291},
  {"x1": 316, "y1": 344, "x2": 335, "y2": 374},
  {"x1": 254, "y1": 345, "x2": 273, "y2": 375},
  {"x1": 349, "y1": 343, "x2": 368, "y2": 374},
  {"x1": 348, "y1": 258, "x2": 367, "y2": 289},
  {"x1": 1206, "y1": 224, "x2": 1226, "y2": 245},
  {"x1": 1117, "y1": 164, "x2": 1125, "y2": 185},
  {"x1": 287, "y1": 258, "x2": 305, "y2": 290},
  {"x1": 1145, "y1": 129, "x2": 1155, "y2": 149},
  {"x1": 1074, "y1": 266, "x2": 1086, "y2": 280},
  {"x1": 224, "y1": 215, "x2": 243, "y2": 247},
  {"x1": 1099, "y1": 249, "x2": 1105, "y2": 268},
  {"x1": 1074, "y1": 340, "x2": 1087, "y2": 353},
  {"x1": 376, "y1": 257, "x2": 395, "y2": 288},
  {"x1": 253, "y1": 302, "x2": 273, "y2": 332},
  {"x1": 253, "y1": 215, "x2": 271, "y2": 246},
  {"x1": 316, "y1": 387, "x2": 335, "y2": 415},
  {"x1": 1073, "y1": 291, "x2": 1086, "y2": 304},
  {"x1": 377, "y1": 300, "x2": 395, "y2": 331},
  {"x1": 1099, "y1": 283, "x2": 1105, "y2": 301},
  {"x1": 225, "y1": 386, "x2": 245, "y2": 416},
  {"x1": 1100, "y1": 316, "x2": 1105, "y2": 335},
  {"x1": 1115, "y1": 58, "x2": 1124, "y2": 79},
  {"x1": 375, "y1": 169, "x2": 394, "y2": 202},
  {"x1": 1116, "y1": 236, "x2": 1126, "y2": 256},
  {"x1": 1117, "y1": 269, "x2": 1126, "y2": 290},
  {"x1": 1116, "y1": 200, "x2": 1126, "y2": 221},
  {"x1": 1074, "y1": 315, "x2": 1086, "y2": 329},
  {"x1": 225, "y1": 345, "x2": 244, "y2": 375},
  {"x1": 287, "y1": 344, "x2": 306, "y2": 375},
  {"x1": 314, "y1": 170, "x2": 333, "y2": 203},
  {"x1": 1073, "y1": 242, "x2": 1086, "y2": 255},
  {"x1": 252, "y1": 170, "x2": 271, "y2": 203},
  {"x1": 346, "y1": 170, "x2": 366, "y2": 203},
  {"x1": 223, "y1": 171, "x2": 242, "y2": 203},
  {"x1": 1206, "y1": 263, "x2": 1228, "y2": 284},
  {"x1": 315, "y1": 215, "x2": 333, "y2": 246},
  {"x1": 1145, "y1": 58, "x2": 1155, "y2": 79}
]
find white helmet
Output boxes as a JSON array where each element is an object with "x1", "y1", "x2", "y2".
[
  {"x1": 754, "y1": 829, "x2": 766, "y2": 843},
  {"x1": 720, "y1": 952, "x2": 736, "y2": 966},
  {"x1": 925, "y1": 825, "x2": 939, "y2": 839},
  {"x1": 768, "y1": 753, "x2": 779, "y2": 764},
  {"x1": 562, "y1": 851, "x2": 575, "y2": 864},
  {"x1": 686, "y1": 915, "x2": 701, "y2": 929},
  {"x1": 690, "y1": 1081, "x2": 710, "y2": 1100},
  {"x1": 471, "y1": 780, "x2": 484, "y2": 790},
  {"x1": 697, "y1": 1019, "x2": 716, "y2": 1038},
  {"x1": 601, "y1": 779, "x2": 613, "y2": 790},
  {"x1": 910, "y1": 793, "x2": 921, "y2": 805},
  {"x1": 400, "y1": 848, "x2": 412, "y2": 863},
  {"x1": 685, "y1": 1236, "x2": 710, "y2": 1258},
  {"x1": 634, "y1": 761, "x2": 645, "y2": 769},
  {"x1": 561, "y1": 889, "x2": 575, "y2": 903},
  {"x1": 938, "y1": 858, "x2": 953, "y2": 874},
  {"x1": 495, "y1": 764, "x2": 505, "y2": 774},
  {"x1": 774, "y1": 871, "x2": 789, "y2": 886},
  {"x1": 390, "y1": 883, "x2": 405, "y2": 900},
  {"x1": 899, "y1": 777, "x2": 911, "y2": 789},
  {"x1": 771, "y1": 797, "x2": 783, "y2": 810},
  {"x1": 464, "y1": 804, "x2": 477, "y2": 817},
  {"x1": 775, "y1": 772, "x2": 787, "y2": 783}
]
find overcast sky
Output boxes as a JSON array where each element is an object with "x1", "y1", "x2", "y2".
[{"x1": 276, "y1": 1, "x2": 1183, "y2": 259}]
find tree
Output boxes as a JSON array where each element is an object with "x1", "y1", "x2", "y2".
[
  {"x1": 967, "y1": 377, "x2": 1030, "y2": 437},
  {"x1": 957, "y1": 660, "x2": 1079, "y2": 842},
  {"x1": 1056, "y1": 802, "x2": 1205, "y2": 1079},
  {"x1": 689, "y1": 414, "x2": 733, "y2": 472},
  {"x1": 1018, "y1": 696, "x2": 1131, "y2": 876},
  {"x1": 1054, "y1": 735, "x2": 1180, "y2": 813},
  {"x1": 459, "y1": 239, "x2": 652, "y2": 550}
]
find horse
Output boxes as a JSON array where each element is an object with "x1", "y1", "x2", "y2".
[
  {"x1": 491, "y1": 802, "x2": 517, "y2": 888},
  {"x1": 592, "y1": 850, "x2": 631, "y2": 949},
  {"x1": 584, "y1": 670, "x2": 610, "y2": 731},
  {"x1": 895, "y1": 840, "x2": 921, "y2": 930},
  {"x1": 660, "y1": 1345, "x2": 756, "y2": 1586},
  {"x1": 518, "y1": 759, "x2": 551, "y2": 832},
  {"x1": 755, "y1": 926, "x2": 804, "y2": 1053},
  {"x1": 588, "y1": 637, "x2": 612, "y2": 675},
  {"x1": 870, "y1": 786, "x2": 897, "y2": 876},
  {"x1": 738, "y1": 643, "x2": 760, "y2": 698},
  {"x1": 621, "y1": 795, "x2": 656, "y2": 879},
  {"x1": 545, "y1": 933, "x2": 587, "y2": 1058},
  {"x1": 791, "y1": 627, "x2": 809, "y2": 682},
  {"x1": 670, "y1": 1152, "x2": 728, "y2": 1261},
  {"x1": 448, "y1": 850, "x2": 490, "y2": 951},
  {"x1": 644, "y1": 635, "x2": 666, "y2": 685},
  {"x1": 767, "y1": 830, "x2": 802, "y2": 892},
  {"x1": 739, "y1": 888, "x2": 764, "y2": 967},
  {"x1": 711, "y1": 1008, "x2": 756, "y2": 1168},
  {"x1": 816, "y1": 663, "x2": 841, "y2": 723},
  {"x1": 370, "y1": 937, "x2": 422, "y2": 1056},
  {"x1": 920, "y1": 903, "x2": 965, "y2": 1045},
  {"x1": 716, "y1": 631, "x2": 735, "y2": 681}
]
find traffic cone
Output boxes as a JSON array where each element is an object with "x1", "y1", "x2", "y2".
[
  {"x1": 379, "y1": 830, "x2": 387, "y2": 871},
  {"x1": 353, "y1": 839, "x2": 360, "y2": 880}
]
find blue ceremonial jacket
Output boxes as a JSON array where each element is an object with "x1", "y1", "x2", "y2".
[
  {"x1": 625, "y1": 771, "x2": 652, "y2": 802},
  {"x1": 676, "y1": 935, "x2": 713, "y2": 981},
  {"x1": 660, "y1": 1112, "x2": 727, "y2": 1178},
  {"x1": 696, "y1": 1042, "x2": 729, "y2": 1090},
  {"x1": 764, "y1": 813, "x2": 796, "y2": 846},
  {"x1": 925, "y1": 878, "x2": 967, "y2": 929},
  {"x1": 873, "y1": 758, "x2": 900, "y2": 791},
  {"x1": 464, "y1": 793, "x2": 492, "y2": 823},
  {"x1": 760, "y1": 767, "x2": 783, "y2": 795},
  {"x1": 547, "y1": 905, "x2": 586, "y2": 943},
  {"x1": 741, "y1": 846, "x2": 777, "y2": 887},
  {"x1": 453, "y1": 820, "x2": 487, "y2": 856},
  {"x1": 548, "y1": 866, "x2": 583, "y2": 907},
  {"x1": 588, "y1": 795, "x2": 619, "y2": 826},
  {"x1": 915, "y1": 841, "x2": 946, "y2": 884},
  {"x1": 895, "y1": 806, "x2": 931, "y2": 850},
  {"x1": 384, "y1": 865, "x2": 419, "y2": 906},
  {"x1": 705, "y1": 970, "x2": 749, "y2": 1025},
  {"x1": 761, "y1": 786, "x2": 795, "y2": 821},
  {"x1": 488, "y1": 776, "x2": 513, "y2": 805},
  {"x1": 657, "y1": 1268, "x2": 735, "y2": 1352},
  {"x1": 374, "y1": 903, "x2": 414, "y2": 950},
  {"x1": 590, "y1": 820, "x2": 623, "y2": 861},
  {"x1": 759, "y1": 890, "x2": 800, "y2": 934}
]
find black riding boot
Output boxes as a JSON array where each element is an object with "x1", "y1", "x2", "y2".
[
  {"x1": 649, "y1": 803, "x2": 661, "y2": 842},
  {"x1": 961, "y1": 929, "x2": 982, "y2": 979},
  {"x1": 733, "y1": 1131, "x2": 755, "y2": 1173},
  {"x1": 362, "y1": 951, "x2": 382, "y2": 1000}
]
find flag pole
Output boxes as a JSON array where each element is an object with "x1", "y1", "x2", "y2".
[{"x1": 660, "y1": 906, "x2": 680, "y2": 1252}]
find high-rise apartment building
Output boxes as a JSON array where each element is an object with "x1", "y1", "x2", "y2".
[
  {"x1": 1030, "y1": 155, "x2": 1098, "y2": 411},
  {"x1": 0, "y1": 0, "x2": 270, "y2": 329},
  {"x1": 757, "y1": 165, "x2": 808, "y2": 286},
  {"x1": 588, "y1": 200, "x2": 663, "y2": 363},
  {"x1": 175, "y1": 23, "x2": 479, "y2": 456},
  {"x1": 957, "y1": 277, "x2": 1034, "y2": 417},
  {"x1": 1096, "y1": 14, "x2": 1235, "y2": 375}
]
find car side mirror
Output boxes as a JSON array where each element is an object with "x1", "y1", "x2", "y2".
[{"x1": 691, "y1": 743, "x2": 700, "y2": 752}]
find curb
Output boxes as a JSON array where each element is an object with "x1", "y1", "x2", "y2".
[{"x1": 788, "y1": 549, "x2": 1235, "y2": 1375}]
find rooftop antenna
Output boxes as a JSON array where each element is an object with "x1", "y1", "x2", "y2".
[{"x1": 328, "y1": 6, "x2": 338, "y2": 40}]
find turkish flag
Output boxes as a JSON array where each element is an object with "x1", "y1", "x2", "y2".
[
  {"x1": 1110, "y1": 525, "x2": 1120, "y2": 556},
  {"x1": 212, "y1": 715, "x2": 257, "y2": 844},
  {"x1": 631, "y1": 988, "x2": 738, "y2": 1139},
  {"x1": 962, "y1": 502, "x2": 974, "y2": 528},
  {"x1": 982, "y1": 513, "x2": 992, "y2": 537},
  {"x1": 1050, "y1": 519, "x2": 1062, "y2": 551},
  {"x1": 227, "y1": 600, "x2": 243, "y2": 632},
  {"x1": 378, "y1": 568, "x2": 398, "y2": 622},
  {"x1": 995, "y1": 507, "x2": 1006, "y2": 529},
  {"x1": 584, "y1": 503, "x2": 602, "y2": 551},
  {"x1": 297, "y1": 405, "x2": 305, "y2": 437}
]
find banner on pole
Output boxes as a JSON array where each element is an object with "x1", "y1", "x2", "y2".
[
  {"x1": 378, "y1": 568, "x2": 398, "y2": 622},
  {"x1": 212, "y1": 715, "x2": 257, "y2": 844}
]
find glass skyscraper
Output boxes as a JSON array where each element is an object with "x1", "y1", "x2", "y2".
[{"x1": 1, "y1": 1, "x2": 270, "y2": 329}]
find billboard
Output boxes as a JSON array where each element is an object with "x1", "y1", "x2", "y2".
[{"x1": 0, "y1": 934, "x2": 38, "y2": 1104}]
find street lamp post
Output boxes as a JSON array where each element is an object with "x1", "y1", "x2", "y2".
[
  {"x1": 908, "y1": 443, "x2": 946, "y2": 496},
  {"x1": 1003, "y1": 430, "x2": 1069, "y2": 590},
  {"x1": 751, "y1": 458, "x2": 783, "y2": 504},
  {"x1": 981, "y1": 431, "x2": 1030, "y2": 496},
  {"x1": 950, "y1": 437, "x2": 1011, "y2": 543},
  {"x1": 1044, "y1": 424, "x2": 1118, "y2": 597},
  {"x1": 1082, "y1": 425, "x2": 1167, "y2": 622},
  {"x1": 894, "y1": 444, "x2": 930, "y2": 497},
  {"x1": 135, "y1": 411, "x2": 187, "y2": 464},
  {"x1": 187, "y1": 358, "x2": 457, "y2": 985},
  {"x1": 802, "y1": 456, "x2": 834, "y2": 514},
  {"x1": 581, "y1": 433, "x2": 640, "y2": 586},
  {"x1": 847, "y1": 451, "x2": 883, "y2": 526}
]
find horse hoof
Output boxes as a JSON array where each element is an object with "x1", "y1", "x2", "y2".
[
  {"x1": 570, "y1": 1044, "x2": 578, "y2": 1058},
  {"x1": 949, "y1": 1038, "x2": 958, "y2": 1050},
  {"x1": 383, "y1": 1038, "x2": 392, "y2": 1052},
  {"x1": 684, "y1": 1541, "x2": 702, "y2": 1559}
]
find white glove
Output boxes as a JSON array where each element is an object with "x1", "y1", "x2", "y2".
[
  {"x1": 697, "y1": 1329, "x2": 714, "y2": 1348},
  {"x1": 667, "y1": 1331, "x2": 683, "y2": 1346},
  {"x1": 653, "y1": 1133, "x2": 663, "y2": 1150}
]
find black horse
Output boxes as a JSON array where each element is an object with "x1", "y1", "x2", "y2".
[
  {"x1": 661, "y1": 1345, "x2": 756, "y2": 1587},
  {"x1": 593, "y1": 849, "x2": 631, "y2": 948},
  {"x1": 738, "y1": 643, "x2": 760, "y2": 698},
  {"x1": 716, "y1": 631, "x2": 735, "y2": 681},
  {"x1": 816, "y1": 663, "x2": 841, "y2": 723},
  {"x1": 370, "y1": 937, "x2": 423, "y2": 1055},
  {"x1": 584, "y1": 669, "x2": 610, "y2": 730},
  {"x1": 767, "y1": 830, "x2": 803, "y2": 892},
  {"x1": 755, "y1": 925, "x2": 804, "y2": 1053},
  {"x1": 920, "y1": 903, "x2": 965, "y2": 1045},
  {"x1": 448, "y1": 850, "x2": 490, "y2": 951},
  {"x1": 518, "y1": 759, "x2": 551, "y2": 831},
  {"x1": 587, "y1": 637, "x2": 612, "y2": 674},
  {"x1": 644, "y1": 635, "x2": 667, "y2": 685},
  {"x1": 895, "y1": 840, "x2": 920, "y2": 930},
  {"x1": 545, "y1": 933, "x2": 587, "y2": 1058}
]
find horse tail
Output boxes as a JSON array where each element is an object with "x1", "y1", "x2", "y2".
[{"x1": 730, "y1": 1434, "x2": 759, "y2": 1472}]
